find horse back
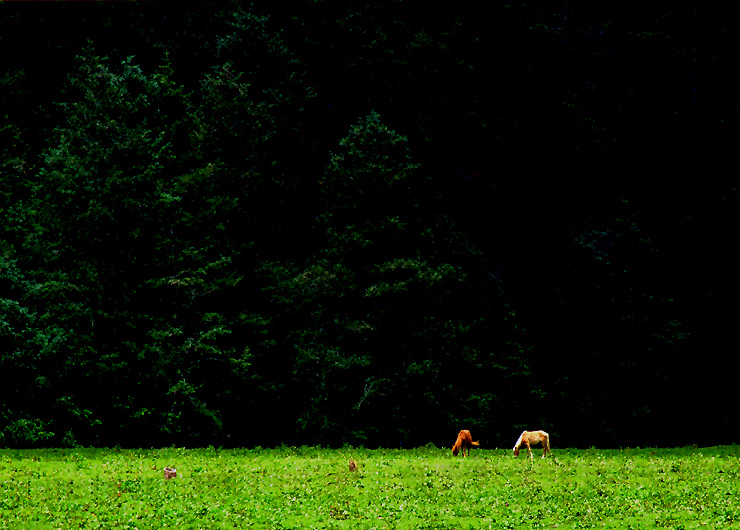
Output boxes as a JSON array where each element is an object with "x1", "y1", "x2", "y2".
[
  {"x1": 459, "y1": 430, "x2": 473, "y2": 444},
  {"x1": 525, "y1": 430, "x2": 548, "y2": 446},
  {"x1": 537, "y1": 430, "x2": 549, "y2": 444},
  {"x1": 455, "y1": 430, "x2": 474, "y2": 450}
]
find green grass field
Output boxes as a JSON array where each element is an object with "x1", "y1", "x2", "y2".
[{"x1": 1, "y1": 445, "x2": 738, "y2": 529}]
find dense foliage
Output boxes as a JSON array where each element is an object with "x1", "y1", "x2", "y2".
[
  {"x1": 1, "y1": 1, "x2": 738, "y2": 448},
  {"x1": 1, "y1": 446, "x2": 739, "y2": 528}
]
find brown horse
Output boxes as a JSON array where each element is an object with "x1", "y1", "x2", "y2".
[
  {"x1": 513, "y1": 430, "x2": 551, "y2": 459},
  {"x1": 452, "y1": 429, "x2": 480, "y2": 457}
]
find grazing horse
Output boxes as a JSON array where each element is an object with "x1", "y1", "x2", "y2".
[
  {"x1": 513, "y1": 430, "x2": 551, "y2": 459},
  {"x1": 452, "y1": 429, "x2": 480, "y2": 457}
]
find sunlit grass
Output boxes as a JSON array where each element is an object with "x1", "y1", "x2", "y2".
[{"x1": 1, "y1": 445, "x2": 738, "y2": 529}]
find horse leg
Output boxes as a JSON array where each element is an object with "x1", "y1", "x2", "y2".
[{"x1": 526, "y1": 442, "x2": 533, "y2": 460}]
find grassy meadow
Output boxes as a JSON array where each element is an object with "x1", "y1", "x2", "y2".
[{"x1": 1, "y1": 445, "x2": 738, "y2": 529}]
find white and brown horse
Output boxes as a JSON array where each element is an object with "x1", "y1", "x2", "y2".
[
  {"x1": 452, "y1": 429, "x2": 480, "y2": 457},
  {"x1": 513, "y1": 430, "x2": 551, "y2": 459}
]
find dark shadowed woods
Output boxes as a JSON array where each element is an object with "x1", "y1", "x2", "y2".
[{"x1": 1, "y1": 1, "x2": 738, "y2": 449}]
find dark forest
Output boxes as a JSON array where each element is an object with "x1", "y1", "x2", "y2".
[{"x1": 1, "y1": 1, "x2": 738, "y2": 449}]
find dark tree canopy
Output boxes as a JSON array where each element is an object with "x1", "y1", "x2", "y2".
[{"x1": 1, "y1": 0, "x2": 738, "y2": 449}]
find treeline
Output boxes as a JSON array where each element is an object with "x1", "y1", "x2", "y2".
[{"x1": 1, "y1": 1, "x2": 738, "y2": 449}]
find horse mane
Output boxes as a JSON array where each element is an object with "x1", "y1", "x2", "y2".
[
  {"x1": 452, "y1": 430, "x2": 465, "y2": 455},
  {"x1": 513, "y1": 431, "x2": 526, "y2": 449}
]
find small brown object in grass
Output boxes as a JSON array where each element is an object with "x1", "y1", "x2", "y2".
[
  {"x1": 164, "y1": 467, "x2": 177, "y2": 479},
  {"x1": 348, "y1": 459, "x2": 358, "y2": 472}
]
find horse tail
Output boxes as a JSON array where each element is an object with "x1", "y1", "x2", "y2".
[
  {"x1": 471, "y1": 440, "x2": 480, "y2": 446},
  {"x1": 542, "y1": 431, "x2": 551, "y2": 451}
]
